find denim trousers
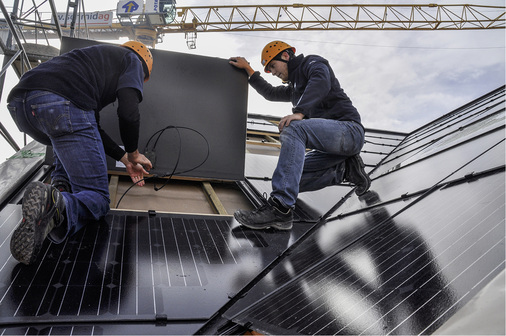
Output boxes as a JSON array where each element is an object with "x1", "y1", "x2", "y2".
[
  {"x1": 272, "y1": 118, "x2": 365, "y2": 208},
  {"x1": 8, "y1": 90, "x2": 110, "y2": 243}
]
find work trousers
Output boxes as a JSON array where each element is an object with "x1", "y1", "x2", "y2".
[
  {"x1": 272, "y1": 118, "x2": 365, "y2": 208},
  {"x1": 8, "y1": 90, "x2": 110, "y2": 243}
]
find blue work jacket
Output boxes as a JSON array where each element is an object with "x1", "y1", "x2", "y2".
[{"x1": 249, "y1": 54, "x2": 362, "y2": 126}]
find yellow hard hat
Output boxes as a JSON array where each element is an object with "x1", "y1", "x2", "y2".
[
  {"x1": 122, "y1": 41, "x2": 153, "y2": 81},
  {"x1": 261, "y1": 41, "x2": 296, "y2": 73}
]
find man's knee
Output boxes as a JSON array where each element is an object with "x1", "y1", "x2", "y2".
[{"x1": 280, "y1": 121, "x2": 304, "y2": 142}]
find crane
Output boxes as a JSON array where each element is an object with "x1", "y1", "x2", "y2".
[
  {"x1": 168, "y1": 4, "x2": 506, "y2": 32},
  {"x1": 2, "y1": 2, "x2": 504, "y2": 49},
  {"x1": 166, "y1": 3, "x2": 506, "y2": 48}
]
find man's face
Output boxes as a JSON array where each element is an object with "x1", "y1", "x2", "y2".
[{"x1": 266, "y1": 59, "x2": 289, "y2": 82}]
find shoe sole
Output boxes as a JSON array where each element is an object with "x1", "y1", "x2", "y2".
[
  {"x1": 234, "y1": 212, "x2": 293, "y2": 231},
  {"x1": 10, "y1": 182, "x2": 51, "y2": 265},
  {"x1": 272, "y1": 222, "x2": 293, "y2": 230}
]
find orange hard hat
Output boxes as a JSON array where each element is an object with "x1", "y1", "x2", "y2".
[
  {"x1": 261, "y1": 41, "x2": 296, "y2": 73},
  {"x1": 122, "y1": 41, "x2": 153, "y2": 82}
]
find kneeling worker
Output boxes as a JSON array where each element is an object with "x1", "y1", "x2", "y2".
[
  {"x1": 229, "y1": 40, "x2": 371, "y2": 231},
  {"x1": 7, "y1": 41, "x2": 154, "y2": 265}
]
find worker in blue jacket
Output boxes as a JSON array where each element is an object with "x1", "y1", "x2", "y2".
[
  {"x1": 7, "y1": 41, "x2": 153, "y2": 265},
  {"x1": 229, "y1": 40, "x2": 370, "y2": 231}
]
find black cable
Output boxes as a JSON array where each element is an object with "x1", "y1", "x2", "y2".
[
  {"x1": 152, "y1": 126, "x2": 181, "y2": 192},
  {"x1": 115, "y1": 125, "x2": 210, "y2": 208},
  {"x1": 163, "y1": 126, "x2": 210, "y2": 175},
  {"x1": 145, "y1": 125, "x2": 175, "y2": 152},
  {"x1": 146, "y1": 125, "x2": 210, "y2": 176},
  {"x1": 115, "y1": 176, "x2": 155, "y2": 209}
]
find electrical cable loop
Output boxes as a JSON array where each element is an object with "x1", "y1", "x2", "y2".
[{"x1": 115, "y1": 125, "x2": 210, "y2": 208}]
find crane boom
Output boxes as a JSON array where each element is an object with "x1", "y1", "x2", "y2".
[{"x1": 167, "y1": 4, "x2": 505, "y2": 33}]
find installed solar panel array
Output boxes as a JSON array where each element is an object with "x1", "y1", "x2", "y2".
[
  {"x1": 212, "y1": 86, "x2": 505, "y2": 334},
  {"x1": 0, "y1": 86, "x2": 503, "y2": 335},
  {"x1": 0, "y1": 208, "x2": 313, "y2": 334}
]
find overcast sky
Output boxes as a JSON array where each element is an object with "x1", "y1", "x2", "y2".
[{"x1": 0, "y1": 0, "x2": 504, "y2": 161}]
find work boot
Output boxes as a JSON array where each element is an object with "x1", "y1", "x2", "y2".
[
  {"x1": 10, "y1": 181, "x2": 66, "y2": 265},
  {"x1": 345, "y1": 154, "x2": 371, "y2": 196},
  {"x1": 234, "y1": 197, "x2": 293, "y2": 230}
]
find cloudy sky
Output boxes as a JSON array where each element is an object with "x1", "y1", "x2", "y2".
[{"x1": 0, "y1": 0, "x2": 504, "y2": 161}]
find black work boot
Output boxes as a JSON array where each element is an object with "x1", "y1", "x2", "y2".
[
  {"x1": 10, "y1": 181, "x2": 66, "y2": 265},
  {"x1": 345, "y1": 154, "x2": 371, "y2": 196},
  {"x1": 234, "y1": 197, "x2": 293, "y2": 230}
]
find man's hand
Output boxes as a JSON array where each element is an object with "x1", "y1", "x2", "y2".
[
  {"x1": 229, "y1": 57, "x2": 255, "y2": 77},
  {"x1": 125, "y1": 162, "x2": 149, "y2": 186},
  {"x1": 278, "y1": 113, "x2": 304, "y2": 131},
  {"x1": 121, "y1": 150, "x2": 152, "y2": 186},
  {"x1": 127, "y1": 150, "x2": 152, "y2": 170}
]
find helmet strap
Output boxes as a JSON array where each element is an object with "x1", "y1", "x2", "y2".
[
  {"x1": 274, "y1": 49, "x2": 294, "y2": 63},
  {"x1": 272, "y1": 55, "x2": 288, "y2": 65}
]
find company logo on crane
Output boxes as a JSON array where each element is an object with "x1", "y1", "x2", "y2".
[{"x1": 121, "y1": 1, "x2": 140, "y2": 13}]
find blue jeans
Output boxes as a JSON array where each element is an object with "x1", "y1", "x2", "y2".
[
  {"x1": 7, "y1": 90, "x2": 110, "y2": 243},
  {"x1": 272, "y1": 119, "x2": 365, "y2": 208}
]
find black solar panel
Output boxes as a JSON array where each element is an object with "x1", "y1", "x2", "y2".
[
  {"x1": 225, "y1": 171, "x2": 505, "y2": 334},
  {"x1": 0, "y1": 209, "x2": 313, "y2": 334},
  {"x1": 198, "y1": 86, "x2": 505, "y2": 334}
]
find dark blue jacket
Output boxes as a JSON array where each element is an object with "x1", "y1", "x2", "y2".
[{"x1": 249, "y1": 54, "x2": 362, "y2": 126}]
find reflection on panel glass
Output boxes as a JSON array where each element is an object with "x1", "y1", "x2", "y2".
[{"x1": 230, "y1": 171, "x2": 504, "y2": 334}]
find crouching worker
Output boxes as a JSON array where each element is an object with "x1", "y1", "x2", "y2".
[
  {"x1": 229, "y1": 40, "x2": 371, "y2": 231},
  {"x1": 7, "y1": 41, "x2": 154, "y2": 265}
]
